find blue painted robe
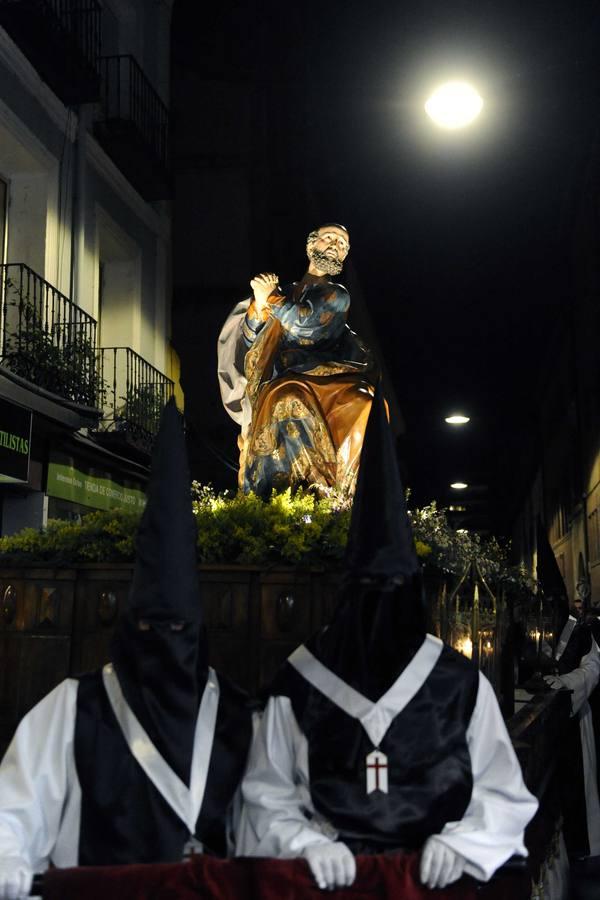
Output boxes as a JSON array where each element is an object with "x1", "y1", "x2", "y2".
[{"x1": 239, "y1": 277, "x2": 376, "y2": 496}]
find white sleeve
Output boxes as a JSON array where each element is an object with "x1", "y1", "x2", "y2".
[
  {"x1": 0, "y1": 680, "x2": 78, "y2": 871},
  {"x1": 236, "y1": 696, "x2": 335, "y2": 858},
  {"x1": 227, "y1": 710, "x2": 262, "y2": 857},
  {"x1": 437, "y1": 672, "x2": 539, "y2": 882},
  {"x1": 560, "y1": 638, "x2": 600, "y2": 716}
]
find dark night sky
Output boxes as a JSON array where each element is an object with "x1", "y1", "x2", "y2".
[{"x1": 172, "y1": 1, "x2": 600, "y2": 537}]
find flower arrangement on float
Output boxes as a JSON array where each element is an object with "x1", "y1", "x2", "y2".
[{"x1": 0, "y1": 482, "x2": 529, "y2": 581}]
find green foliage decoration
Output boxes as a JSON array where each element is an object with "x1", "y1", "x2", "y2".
[
  {"x1": 192, "y1": 483, "x2": 351, "y2": 566},
  {"x1": 0, "y1": 509, "x2": 139, "y2": 564},
  {"x1": 114, "y1": 382, "x2": 167, "y2": 445},
  {"x1": 0, "y1": 485, "x2": 526, "y2": 588},
  {"x1": 408, "y1": 501, "x2": 531, "y2": 589}
]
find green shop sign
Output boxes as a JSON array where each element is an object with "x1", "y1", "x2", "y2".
[
  {"x1": 0, "y1": 397, "x2": 32, "y2": 483},
  {"x1": 47, "y1": 459, "x2": 146, "y2": 511}
]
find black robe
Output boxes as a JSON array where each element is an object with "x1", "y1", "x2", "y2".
[
  {"x1": 270, "y1": 641, "x2": 479, "y2": 853},
  {"x1": 75, "y1": 668, "x2": 252, "y2": 864}
]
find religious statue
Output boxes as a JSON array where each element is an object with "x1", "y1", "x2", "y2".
[{"x1": 217, "y1": 224, "x2": 377, "y2": 497}]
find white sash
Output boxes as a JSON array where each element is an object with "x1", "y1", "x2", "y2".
[
  {"x1": 289, "y1": 634, "x2": 443, "y2": 747},
  {"x1": 102, "y1": 663, "x2": 220, "y2": 833},
  {"x1": 555, "y1": 616, "x2": 577, "y2": 662}
]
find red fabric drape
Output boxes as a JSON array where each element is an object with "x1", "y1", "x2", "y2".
[{"x1": 41, "y1": 852, "x2": 530, "y2": 900}]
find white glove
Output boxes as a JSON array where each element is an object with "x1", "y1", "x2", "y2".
[
  {"x1": 303, "y1": 842, "x2": 356, "y2": 890},
  {"x1": 543, "y1": 675, "x2": 565, "y2": 690},
  {"x1": 0, "y1": 857, "x2": 33, "y2": 900},
  {"x1": 420, "y1": 836, "x2": 466, "y2": 889}
]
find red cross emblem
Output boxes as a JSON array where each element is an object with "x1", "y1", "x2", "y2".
[{"x1": 366, "y1": 748, "x2": 389, "y2": 794}]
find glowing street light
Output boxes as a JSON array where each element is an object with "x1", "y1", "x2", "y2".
[
  {"x1": 450, "y1": 482, "x2": 468, "y2": 490},
  {"x1": 425, "y1": 81, "x2": 483, "y2": 129},
  {"x1": 445, "y1": 414, "x2": 470, "y2": 425}
]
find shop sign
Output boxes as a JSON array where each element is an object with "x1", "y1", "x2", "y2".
[
  {"x1": 0, "y1": 397, "x2": 32, "y2": 483},
  {"x1": 47, "y1": 456, "x2": 146, "y2": 511}
]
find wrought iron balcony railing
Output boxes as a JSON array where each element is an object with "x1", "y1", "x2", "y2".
[
  {"x1": 94, "y1": 55, "x2": 169, "y2": 199},
  {"x1": 97, "y1": 346, "x2": 174, "y2": 452},
  {"x1": 0, "y1": 263, "x2": 100, "y2": 408},
  {"x1": 0, "y1": 0, "x2": 102, "y2": 104}
]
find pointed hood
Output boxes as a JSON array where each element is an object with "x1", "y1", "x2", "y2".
[
  {"x1": 128, "y1": 396, "x2": 203, "y2": 624},
  {"x1": 110, "y1": 398, "x2": 207, "y2": 785},
  {"x1": 345, "y1": 380, "x2": 420, "y2": 586},
  {"x1": 536, "y1": 515, "x2": 570, "y2": 638},
  {"x1": 307, "y1": 383, "x2": 426, "y2": 702}
]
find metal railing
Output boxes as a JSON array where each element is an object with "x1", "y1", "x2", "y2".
[
  {"x1": 45, "y1": 0, "x2": 101, "y2": 70},
  {"x1": 0, "y1": 0, "x2": 102, "y2": 74},
  {"x1": 98, "y1": 346, "x2": 173, "y2": 451},
  {"x1": 97, "y1": 55, "x2": 169, "y2": 168},
  {"x1": 0, "y1": 263, "x2": 99, "y2": 407}
]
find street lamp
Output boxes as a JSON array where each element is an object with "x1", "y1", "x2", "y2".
[
  {"x1": 445, "y1": 413, "x2": 470, "y2": 425},
  {"x1": 425, "y1": 81, "x2": 483, "y2": 129},
  {"x1": 450, "y1": 481, "x2": 468, "y2": 490}
]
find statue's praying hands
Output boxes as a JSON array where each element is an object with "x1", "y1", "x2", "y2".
[{"x1": 249, "y1": 272, "x2": 279, "y2": 313}]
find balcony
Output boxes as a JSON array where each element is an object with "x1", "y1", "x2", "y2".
[
  {"x1": 94, "y1": 55, "x2": 169, "y2": 200},
  {"x1": 96, "y1": 346, "x2": 173, "y2": 455},
  {"x1": 0, "y1": 263, "x2": 100, "y2": 409},
  {"x1": 0, "y1": 0, "x2": 102, "y2": 105}
]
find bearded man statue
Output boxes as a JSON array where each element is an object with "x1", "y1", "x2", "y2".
[{"x1": 217, "y1": 224, "x2": 377, "y2": 497}]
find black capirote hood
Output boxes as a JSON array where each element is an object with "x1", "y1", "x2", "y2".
[{"x1": 111, "y1": 398, "x2": 207, "y2": 784}]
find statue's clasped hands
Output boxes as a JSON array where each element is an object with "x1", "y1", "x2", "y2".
[{"x1": 250, "y1": 272, "x2": 279, "y2": 313}]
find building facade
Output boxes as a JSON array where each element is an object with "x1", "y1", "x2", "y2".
[
  {"x1": 510, "y1": 134, "x2": 600, "y2": 607},
  {"x1": 0, "y1": 0, "x2": 177, "y2": 533}
]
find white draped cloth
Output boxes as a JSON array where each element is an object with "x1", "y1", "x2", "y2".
[{"x1": 217, "y1": 298, "x2": 253, "y2": 433}]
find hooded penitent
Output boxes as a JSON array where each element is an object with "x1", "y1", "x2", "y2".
[
  {"x1": 267, "y1": 382, "x2": 479, "y2": 853},
  {"x1": 110, "y1": 397, "x2": 207, "y2": 785},
  {"x1": 306, "y1": 380, "x2": 425, "y2": 701},
  {"x1": 535, "y1": 515, "x2": 570, "y2": 646}
]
